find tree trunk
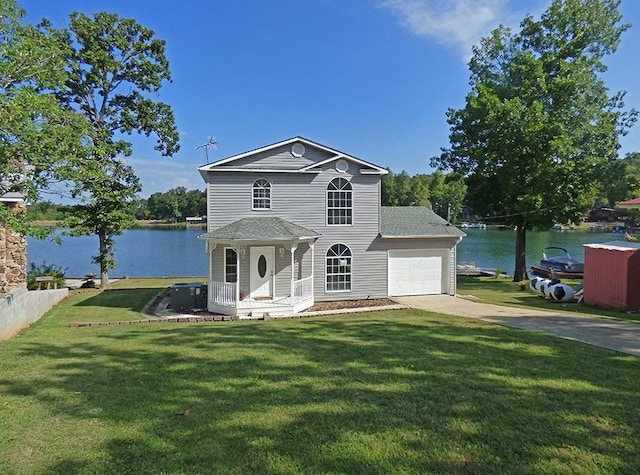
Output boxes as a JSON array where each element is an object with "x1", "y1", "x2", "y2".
[
  {"x1": 98, "y1": 230, "x2": 110, "y2": 290},
  {"x1": 513, "y1": 224, "x2": 528, "y2": 282}
]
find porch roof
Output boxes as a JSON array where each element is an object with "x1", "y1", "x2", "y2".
[
  {"x1": 380, "y1": 206, "x2": 466, "y2": 238},
  {"x1": 199, "y1": 217, "x2": 320, "y2": 242}
]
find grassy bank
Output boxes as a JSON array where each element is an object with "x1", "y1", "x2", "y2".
[{"x1": 1, "y1": 279, "x2": 639, "y2": 473}]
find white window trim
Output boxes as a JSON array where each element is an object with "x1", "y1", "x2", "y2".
[
  {"x1": 224, "y1": 247, "x2": 238, "y2": 283},
  {"x1": 252, "y1": 178, "x2": 271, "y2": 210},
  {"x1": 325, "y1": 243, "x2": 352, "y2": 293},
  {"x1": 326, "y1": 177, "x2": 353, "y2": 226}
]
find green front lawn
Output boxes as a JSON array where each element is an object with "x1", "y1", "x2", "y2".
[{"x1": 1, "y1": 279, "x2": 639, "y2": 473}]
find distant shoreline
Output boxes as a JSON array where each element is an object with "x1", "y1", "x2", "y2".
[{"x1": 32, "y1": 220, "x2": 207, "y2": 229}]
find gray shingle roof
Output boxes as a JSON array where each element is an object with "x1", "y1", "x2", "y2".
[
  {"x1": 199, "y1": 217, "x2": 320, "y2": 241},
  {"x1": 380, "y1": 206, "x2": 465, "y2": 238}
]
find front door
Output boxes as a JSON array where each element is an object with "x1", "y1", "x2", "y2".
[{"x1": 250, "y1": 246, "x2": 274, "y2": 299}]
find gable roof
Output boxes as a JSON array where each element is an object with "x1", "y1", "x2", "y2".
[
  {"x1": 199, "y1": 217, "x2": 320, "y2": 242},
  {"x1": 198, "y1": 136, "x2": 388, "y2": 175},
  {"x1": 380, "y1": 207, "x2": 465, "y2": 238}
]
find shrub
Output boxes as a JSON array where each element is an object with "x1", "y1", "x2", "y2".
[{"x1": 27, "y1": 262, "x2": 67, "y2": 290}]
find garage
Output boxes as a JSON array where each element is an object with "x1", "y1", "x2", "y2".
[{"x1": 388, "y1": 249, "x2": 448, "y2": 296}]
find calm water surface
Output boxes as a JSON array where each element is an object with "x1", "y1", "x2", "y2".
[
  {"x1": 27, "y1": 227, "x2": 623, "y2": 277},
  {"x1": 459, "y1": 228, "x2": 619, "y2": 274},
  {"x1": 28, "y1": 228, "x2": 208, "y2": 277}
]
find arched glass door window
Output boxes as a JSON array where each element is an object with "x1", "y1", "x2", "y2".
[
  {"x1": 327, "y1": 178, "x2": 352, "y2": 225},
  {"x1": 326, "y1": 243, "x2": 352, "y2": 292},
  {"x1": 252, "y1": 178, "x2": 271, "y2": 209}
]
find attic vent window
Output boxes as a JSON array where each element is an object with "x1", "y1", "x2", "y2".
[
  {"x1": 335, "y1": 159, "x2": 348, "y2": 173},
  {"x1": 291, "y1": 143, "x2": 305, "y2": 157}
]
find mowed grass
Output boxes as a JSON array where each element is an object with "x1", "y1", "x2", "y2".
[{"x1": 1, "y1": 279, "x2": 639, "y2": 473}]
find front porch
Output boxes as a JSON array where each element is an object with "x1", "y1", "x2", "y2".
[
  {"x1": 199, "y1": 217, "x2": 320, "y2": 318},
  {"x1": 207, "y1": 276, "x2": 314, "y2": 317}
]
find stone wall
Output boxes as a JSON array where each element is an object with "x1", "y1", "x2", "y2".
[{"x1": 0, "y1": 200, "x2": 28, "y2": 295}]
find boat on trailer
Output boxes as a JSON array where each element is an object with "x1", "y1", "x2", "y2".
[{"x1": 530, "y1": 246, "x2": 584, "y2": 279}]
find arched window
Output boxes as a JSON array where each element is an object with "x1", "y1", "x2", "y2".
[
  {"x1": 252, "y1": 178, "x2": 271, "y2": 209},
  {"x1": 327, "y1": 177, "x2": 352, "y2": 225},
  {"x1": 326, "y1": 243, "x2": 352, "y2": 292}
]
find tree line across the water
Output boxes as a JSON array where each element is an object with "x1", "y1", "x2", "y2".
[
  {"x1": 28, "y1": 187, "x2": 207, "y2": 223},
  {"x1": 28, "y1": 152, "x2": 640, "y2": 225}
]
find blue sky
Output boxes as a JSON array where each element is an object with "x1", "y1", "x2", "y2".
[{"x1": 18, "y1": 0, "x2": 640, "y2": 198}]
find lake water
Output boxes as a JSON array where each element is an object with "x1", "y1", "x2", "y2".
[
  {"x1": 27, "y1": 228, "x2": 209, "y2": 278},
  {"x1": 27, "y1": 227, "x2": 623, "y2": 278},
  {"x1": 458, "y1": 228, "x2": 620, "y2": 274}
]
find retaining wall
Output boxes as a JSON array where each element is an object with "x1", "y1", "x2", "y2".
[{"x1": 0, "y1": 286, "x2": 68, "y2": 340}]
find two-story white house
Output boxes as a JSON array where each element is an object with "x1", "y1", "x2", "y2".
[{"x1": 198, "y1": 137, "x2": 465, "y2": 317}]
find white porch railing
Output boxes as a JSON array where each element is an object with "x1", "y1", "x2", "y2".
[
  {"x1": 210, "y1": 281, "x2": 236, "y2": 306},
  {"x1": 293, "y1": 276, "x2": 313, "y2": 304},
  {"x1": 208, "y1": 277, "x2": 314, "y2": 315}
]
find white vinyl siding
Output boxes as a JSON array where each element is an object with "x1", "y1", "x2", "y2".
[
  {"x1": 212, "y1": 143, "x2": 331, "y2": 170},
  {"x1": 205, "y1": 154, "x2": 388, "y2": 301}
]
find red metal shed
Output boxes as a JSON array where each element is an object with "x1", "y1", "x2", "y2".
[{"x1": 583, "y1": 241, "x2": 640, "y2": 311}]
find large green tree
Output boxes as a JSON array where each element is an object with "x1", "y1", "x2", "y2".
[
  {"x1": 53, "y1": 12, "x2": 180, "y2": 289},
  {"x1": 1, "y1": 0, "x2": 90, "y2": 235},
  {"x1": 433, "y1": 0, "x2": 636, "y2": 281},
  {"x1": 427, "y1": 171, "x2": 467, "y2": 222}
]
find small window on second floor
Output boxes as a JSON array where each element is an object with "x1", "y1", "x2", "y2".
[{"x1": 252, "y1": 178, "x2": 271, "y2": 210}]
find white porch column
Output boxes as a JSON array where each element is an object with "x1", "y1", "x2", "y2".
[
  {"x1": 290, "y1": 243, "x2": 297, "y2": 299},
  {"x1": 235, "y1": 245, "x2": 244, "y2": 304},
  {"x1": 310, "y1": 242, "x2": 316, "y2": 292},
  {"x1": 207, "y1": 242, "x2": 217, "y2": 306}
]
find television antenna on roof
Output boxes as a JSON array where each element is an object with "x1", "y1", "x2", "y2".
[{"x1": 196, "y1": 136, "x2": 218, "y2": 163}]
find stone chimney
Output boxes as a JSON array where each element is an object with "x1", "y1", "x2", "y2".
[{"x1": 0, "y1": 200, "x2": 27, "y2": 295}]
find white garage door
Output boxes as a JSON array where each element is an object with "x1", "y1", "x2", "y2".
[{"x1": 388, "y1": 250, "x2": 446, "y2": 296}]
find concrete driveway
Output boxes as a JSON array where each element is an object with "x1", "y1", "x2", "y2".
[{"x1": 392, "y1": 295, "x2": 640, "y2": 357}]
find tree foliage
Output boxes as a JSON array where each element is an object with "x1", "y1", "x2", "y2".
[
  {"x1": 50, "y1": 11, "x2": 180, "y2": 289},
  {"x1": 139, "y1": 187, "x2": 206, "y2": 221},
  {"x1": 598, "y1": 152, "x2": 640, "y2": 206},
  {"x1": 433, "y1": 0, "x2": 636, "y2": 281},
  {"x1": 381, "y1": 169, "x2": 466, "y2": 220},
  {"x1": 0, "y1": 0, "x2": 90, "y2": 236}
]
